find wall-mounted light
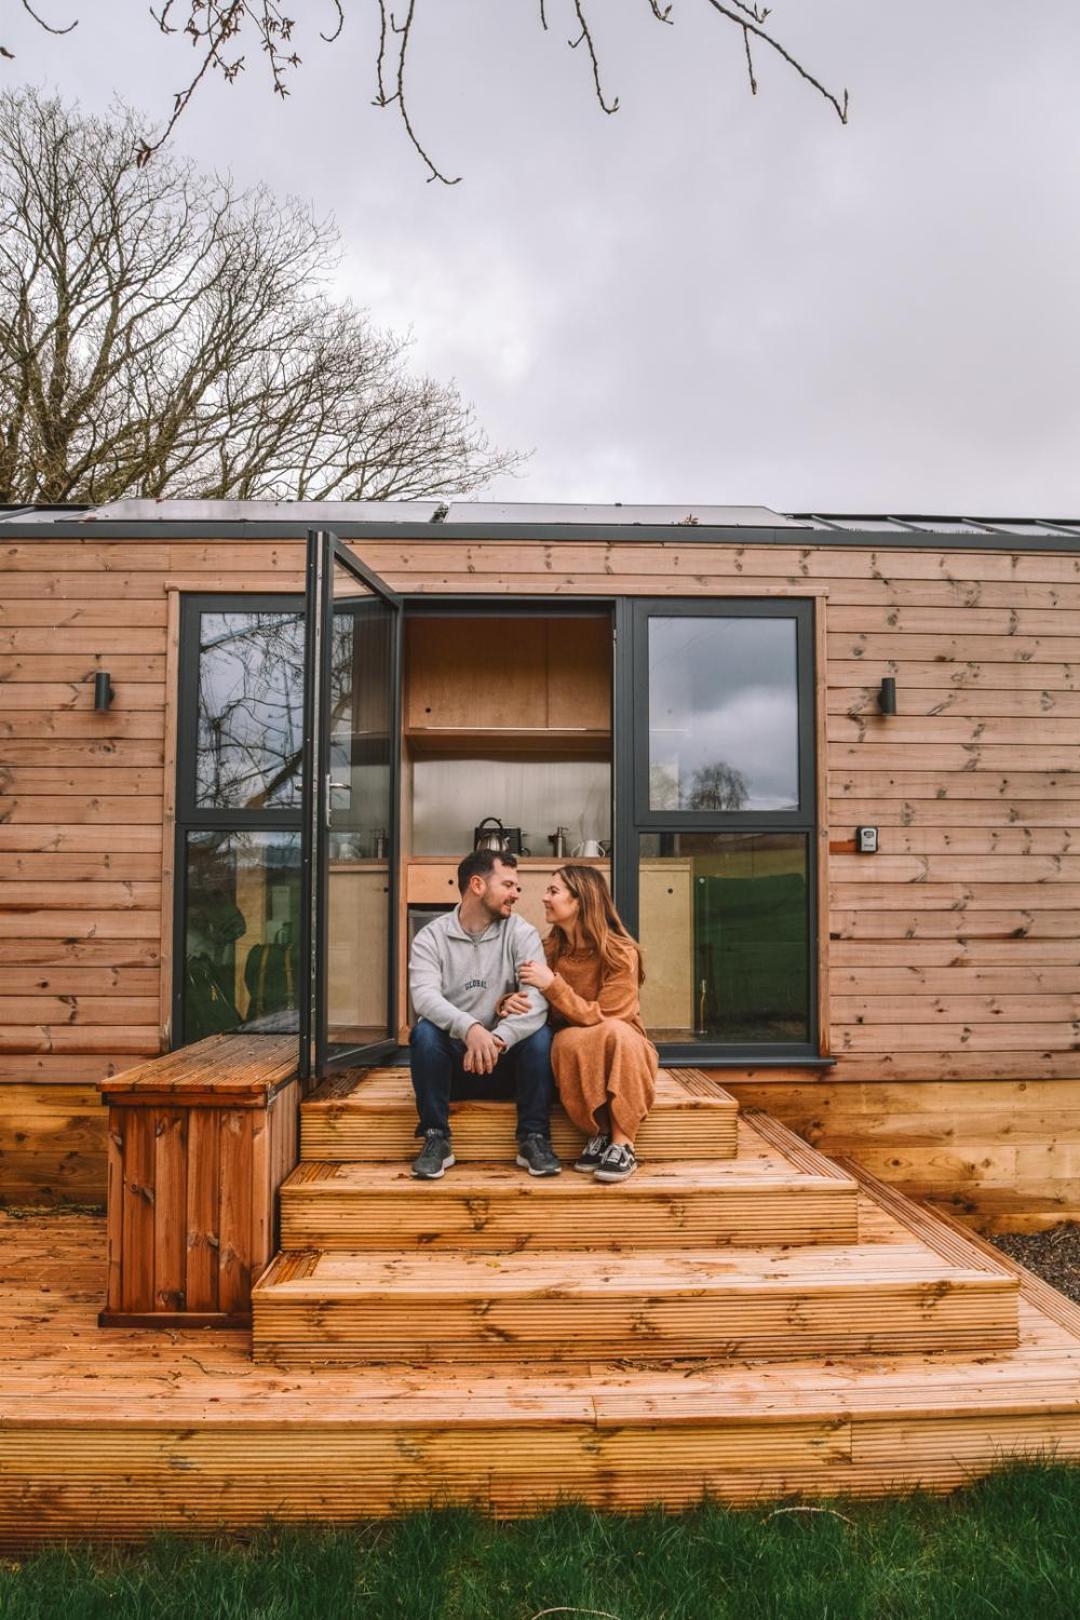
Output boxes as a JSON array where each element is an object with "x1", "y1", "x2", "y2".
[
  {"x1": 93, "y1": 671, "x2": 114, "y2": 712},
  {"x1": 878, "y1": 676, "x2": 897, "y2": 716}
]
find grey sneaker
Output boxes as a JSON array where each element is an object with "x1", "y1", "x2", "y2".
[
  {"x1": 515, "y1": 1133, "x2": 562, "y2": 1177},
  {"x1": 411, "y1": 1130, "x2": 455, "y2": 1180},
  {"x1": 573, "y1": 1133, "x2": 610, "y2": 1174},
  {"x1": 593, "y1": 1142, "x2": 638, "y2": 1183}
]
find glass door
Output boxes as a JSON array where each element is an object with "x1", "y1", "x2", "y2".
[{"x1": 300, "y1": 530, "x2": 402, "y2": 1078}]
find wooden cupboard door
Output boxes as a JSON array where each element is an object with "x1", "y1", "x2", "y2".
[
  {"x1": 328, "y1": 866, "x2": 391, "y2": 1033},
  {"x1": 546, "y1": 617, "x2": 612, "y2": 731},
  {"x1": 405, "y1": 618, "x2": 548, "y2": 731},
  {"x1": 407, "y1": 864, "x2": 462, "y2": 904},
  {"x1": 638, "y1": 859, "x2": 694, "y2": 1034}
]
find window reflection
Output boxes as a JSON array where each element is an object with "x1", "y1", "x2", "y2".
[
  {"x1": 184, "y1": 830, "x2": 301, "y2": 1040},
  {"x1": 638, "y1": 832, "x2": 809, "y2": 1045},
  {"x1": 647, "y1": 617, "x2": 799, "y2": 812},
  {"x1": 196, "y1": 611, "x2": 305, "y2": 810}
]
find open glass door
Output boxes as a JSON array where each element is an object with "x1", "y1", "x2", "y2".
[{"x1": 300, "y1": 529, "x2": 402, "y2": 1079}]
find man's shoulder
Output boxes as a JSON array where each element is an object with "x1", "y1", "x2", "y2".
[{"x1": 412, "y1": 910, "x2": 455, "y2": 947}]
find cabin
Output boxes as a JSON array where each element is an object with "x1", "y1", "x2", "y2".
[{"x1": 2, "y1": 499, "x2": 1080, "y2": 1540}]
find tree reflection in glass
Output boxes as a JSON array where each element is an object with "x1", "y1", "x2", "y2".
[{"x1": 196, "y1": 611, "x2": 306, "y2": 810}]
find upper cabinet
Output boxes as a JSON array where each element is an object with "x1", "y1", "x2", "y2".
[{"x1": 404, "y1": 615, "x2": 611, "y2": 748}]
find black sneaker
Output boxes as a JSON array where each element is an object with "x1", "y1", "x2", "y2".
[
  {"x1": 593, "y1": 1142, "x2": 638, "y2": 1183},
  {"x1": 515, "y1": 1133, "x2": 562, "y2": 1177},
  {"x1": 573, "y1": 1133, "x2": 610, "y2": 1174},
  {"x1": 411, "y1": 1130, "x2": 455, "y2": 1180}
]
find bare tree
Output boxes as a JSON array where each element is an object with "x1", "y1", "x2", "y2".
[
  {"x1": 0, "y1": 88, "x2": 521, "y2": 503},
  {"x1": 686, "y1": 761, "x2": 749, "y2": 811},
  {"x1": 5, "y1": 2, "x2": 848, "y2": 184}
]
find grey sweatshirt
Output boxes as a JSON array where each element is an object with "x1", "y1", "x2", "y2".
[{"x1": 409, "y1": 907, "x2": 548, "y2": 1049}]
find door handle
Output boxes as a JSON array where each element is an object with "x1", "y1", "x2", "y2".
[{"x1": 326, "y1": 774, "x2": 350, "y2": 827}]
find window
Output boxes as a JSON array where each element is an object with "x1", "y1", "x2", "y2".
[
  {"x1": 175, "y1": 599, "x2": 304, "y2": 1045},
  {"x1": 625, "y1": 600, "x2": 818, "y2": 1058}
]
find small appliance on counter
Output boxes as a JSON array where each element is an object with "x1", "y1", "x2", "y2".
[{"x1": 473, "y1": 816, "x2": 528, "y2": 855}]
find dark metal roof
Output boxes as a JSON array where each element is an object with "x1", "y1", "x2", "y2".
[{"x1": 2, "y1": 501, "x2": 1079, "y2": 550}]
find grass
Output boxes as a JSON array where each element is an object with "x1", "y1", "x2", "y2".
[{"x1": 2, "y1": 1463, "x2": 1078, "y2": 1619}]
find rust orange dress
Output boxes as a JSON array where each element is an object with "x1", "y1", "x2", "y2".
[{"x1": 542, "y1": 936, "x2": 659, "y2": 1143}]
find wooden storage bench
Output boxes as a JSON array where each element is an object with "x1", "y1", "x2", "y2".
[{"x1": 98, "y1": 1034, "x2": 299, "y2": 1328}]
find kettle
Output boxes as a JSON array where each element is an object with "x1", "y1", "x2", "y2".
[{"x1": 474, "y1": 816, "x2": 511, "y2": 853}]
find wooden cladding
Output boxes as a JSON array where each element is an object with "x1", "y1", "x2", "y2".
[{"x1": 4, "y1": 532, "x2": 1080, "y2": 1217}]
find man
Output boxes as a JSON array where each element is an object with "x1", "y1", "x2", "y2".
[{"x1": 408, "y1": 850, "x2": 560, "y2": 1180}]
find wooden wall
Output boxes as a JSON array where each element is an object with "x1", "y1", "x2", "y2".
[{"x1": 3, "y1": 531, "x2": 1080, "y2": 1221}]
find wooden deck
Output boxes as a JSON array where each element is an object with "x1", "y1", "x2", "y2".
[{"x1": 2, "y1": 1208, "x2": 1080, "y2": 1545}]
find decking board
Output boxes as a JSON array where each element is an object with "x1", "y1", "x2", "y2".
[
  {"x1": 1, "y1": 1211, "x2": 1078, "y2": 1544},
  {"x1": 300, "y1": 1066, "x2": 739, "y2": 1163},
  {"x1": 252, "y1": 1195, "x2": 1019, "y2": 1365},
  {"x1": 279, "y1": 1116, "x2": 859, "y2": 1251}
]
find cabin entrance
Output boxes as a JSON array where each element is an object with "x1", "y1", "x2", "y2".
[{"x1": 172, "y1": 532, "x2": 820, "y2": 1074}]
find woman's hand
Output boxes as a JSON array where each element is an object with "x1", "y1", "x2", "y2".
[
  {"x1": 496, "y1": 990, "x2": 532, "y2": 1018},
  {"x1": 518, "y1": 958, "x2": 555, "y2": 992}
]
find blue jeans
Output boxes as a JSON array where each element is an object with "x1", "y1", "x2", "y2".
[{"x1": 409, "y1": 1017, "x2": 555, "y2": 1140}]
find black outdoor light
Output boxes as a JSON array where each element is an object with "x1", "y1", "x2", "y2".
[
  {"x1": 93, "y1": 671, "x2": 114, "y2": 712},
  {"x1": 878, "y1": 676, "x2": 897, "y2": 715}
]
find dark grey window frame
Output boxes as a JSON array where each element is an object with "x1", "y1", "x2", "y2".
[
  {"x1": 174, "y1": 587, "x2": 828, "y2": 1069},
  {"x1": 173, "y1": 592, "x2": 305, "y2": 1047},
  {"x1": 615, "y1": 596, "x2": 825, "y2": 1066}
]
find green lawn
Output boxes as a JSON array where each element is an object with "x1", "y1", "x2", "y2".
[{"x1": 2, "y1": 1464, "x2": 1078, "y2": 1619}]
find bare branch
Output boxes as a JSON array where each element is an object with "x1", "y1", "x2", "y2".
[
  {"x1": 19, "y1": 0, "x2": 76, "y2": 37},
  {"x1": 7, "y1": 0, "x2": 850, "y2": 175},
  {"x1": 569, "y1": 1, "x2": 619, "y2": 115},
  {"x1": 742, "y1": 26, "x2": 757, "y2": 96},
  {"x1": 392, "y1": 0, "x2": 460, "y2": 184},
  {"x1": 705, "y1": 0, "x2": 848, "y2": 123}
]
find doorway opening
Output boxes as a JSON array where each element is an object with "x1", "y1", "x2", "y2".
[{"x1": 394, "y1": 609, "x2": 614, "y2": 1040}]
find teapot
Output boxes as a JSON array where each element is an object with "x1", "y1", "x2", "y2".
[{"x1": 572, "y1": 840, "x2": 603, "y2": 858}]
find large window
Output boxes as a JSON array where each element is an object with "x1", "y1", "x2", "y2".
[
  {"x1": 626, "y1": 600, "x2": 818, "y2": 1059},
  {"x1": 175, "y1": 599, "x2": 304, "y2": 1045}
]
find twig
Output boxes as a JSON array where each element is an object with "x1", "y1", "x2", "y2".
[
  {"x1": 528, "y1": 1609, "x2": 624, "y2": 1619},
  {"x1": 392, "y1": 0, "x2": 461, "y2": 184},
  {"x1": 569, "y1": 0, "x2": 619, "y2": 114},
  {"x1": 742, "y1": 26, "x2": 757, "y2": 94},
  {"x1": 766, "y1": 1505, "x2": 855, "y2": 1526},
  {"x1": 705, "y1": 0, "x2": 848, "y2": 122},
  {"x1": 19, "y1": 0, "x2": 76, "y2": 36}
]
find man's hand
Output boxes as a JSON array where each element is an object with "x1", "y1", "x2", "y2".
[{"x1": 463, "y1": 1022, "x2": 503, "y2": 1075}]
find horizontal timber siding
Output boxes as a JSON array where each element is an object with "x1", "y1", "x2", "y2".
[{"x1": 2, "y1": 531, "x2": 1080, "y2": 1217}]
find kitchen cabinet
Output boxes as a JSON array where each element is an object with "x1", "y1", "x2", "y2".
[
  {"x1": 328, "y1": 864, "x2": 390, "y2": 1035},
  {"x1": 404, "y1": 615, "x2": 611, "y2": 739},
  {"x1": 638, "y1": 858, "x2": 694, "y2": 1035}
]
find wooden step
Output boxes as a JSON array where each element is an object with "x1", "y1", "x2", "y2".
[
  {"x1": 279, "y1": 1116, "x2": 859, "y2": 1252},
  {"x1": 301, "y1": 1066, "x2": 739, "y2": 1162},
  {"x1": 8, "y1": 1207, "x2": 1080, "y2": 1540},
  {"x1": 252, "y1": 1196, "x2": 1019, "y2": 1366}
]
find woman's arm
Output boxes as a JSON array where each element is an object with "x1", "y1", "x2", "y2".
[{"x1": 537, "y1": 947, "x2": 641, "y2": 1027}]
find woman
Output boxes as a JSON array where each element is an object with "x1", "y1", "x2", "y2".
[{"x1": 499, "y1": 865, "x2": 658, "y2": 1182}]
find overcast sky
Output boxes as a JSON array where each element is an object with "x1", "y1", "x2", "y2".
[{"x1": 7, "y1": 1, "x2": 1080, "y2": 515}]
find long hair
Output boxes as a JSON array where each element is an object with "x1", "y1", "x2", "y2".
[{"x1": 549, "y1": 864, "x2": 645, "y2": 985}]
